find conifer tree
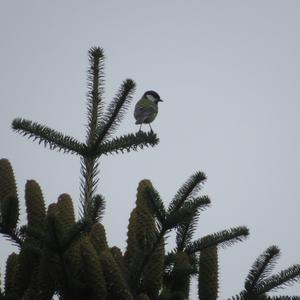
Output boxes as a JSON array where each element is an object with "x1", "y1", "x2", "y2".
[{"x1": 0, "y1": 47, "x2": 299, "y2": 299}]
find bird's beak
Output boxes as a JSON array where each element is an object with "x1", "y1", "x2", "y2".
[{"x1": 158, "y1": 99, "x2": 163, "y2": 102}]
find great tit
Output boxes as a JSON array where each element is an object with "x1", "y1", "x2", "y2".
[{"x1": 134, "y1": 90, "x2": 163, "y2": 132}]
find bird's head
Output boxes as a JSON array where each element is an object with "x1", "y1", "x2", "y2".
[{"x1": 143, "y1": 90, "x2": 163, "y2": 104}]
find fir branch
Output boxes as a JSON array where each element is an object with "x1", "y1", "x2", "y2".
[
  {"x1": 185, "y1": 226, "x2": 249, "y2": 254},
  {"x1": 167, "y1": 171, "x2": 206, "y2": 215},
  {"x1": 12, "y1": 118, "x2": 85, "y2": 154},
  {"x1": 95, "y1": 131, "x2": 159, "y2": 156},
  {"x1": 96, "y1": 79, "x2": 136, "y2": 144},
  {"x1": 227, "y1": 292, "x2": 300, "y2": 300},
  {"x1": 245, "y1": 245, "x2": 281, "y2": 292},
  {"x1": 164, "y1": 206, "x2": 196, "y2": 230},
  {"x1": 91, "y1": 194, "x2": 105, "y2": 223},
  {"x1": 176, "y1": 196, "x2": 210, "y2": 251},
  {"x1": 80, "y1": 157, "x2": 99, "y2": 219},
  {"x1": 0, "y1": 227, "x2": 23, "y2": 246},
  {"x1": 267, "y1": 297, "x2": 300, "y2": 300},
  {"x1": 86, "y1": 47, "x2": 105, "y2": 145},
  {"x1": 255, "y1": 264, "x2": 300, "y2": 294},
  {"x1": 226, "y1": 294, "x2": 245, "y2": 300}
]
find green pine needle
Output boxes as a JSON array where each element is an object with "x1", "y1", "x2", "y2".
[
  {"x1": 79, "y1": 156, "x2": 99, "y2": 207},
  {"x1": 96, "y1": 131, "x2": 159, "y2": 156},
  {"x1": 96, "y1": 79, "x2": 136, "y2": 143},
  {"x1": 91, "y1": 194, "x2": 106, "y2": 223},
  {"x1": 267, "y1": 296, "x2": 300, "y2": 300},
  {"x1": 0, "y1": 228, "x2": 22, "y2": 247},
  {"x1": 185, "y1": 226, "x2": 249, "y2": 254},
  {"x1": 255, "y1": 264, "x2": 300, "y2": 294},
  {"x1": 164, "y1": 206, "x2": 195, "y2": 230},
  {"x1": 226, "y1": 294, "x2": 245, "y2": 300},
  {"x1": 176, "y1": 196, "x2": 211, "y2": 251},
  {"x1": 245, "y1": 245, "x2": 281, "y2": 292},
  {"x1": 12, "y1": 118, "x2": 85, "y2": 154},
  {"x1": 167, "y1": 171, "x2": 206, "y2": 215},
  {"x1": 86, "y1": 47, "x2": 105, "y2": 146}
]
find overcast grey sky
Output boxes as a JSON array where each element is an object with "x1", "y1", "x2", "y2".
[{"x1": 1, "y1": 1, "x2": 300, "y2": 299}]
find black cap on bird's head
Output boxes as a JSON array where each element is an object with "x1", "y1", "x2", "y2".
[{"x1": 144, "y1": 90, "x2": 163, "y2": 103}]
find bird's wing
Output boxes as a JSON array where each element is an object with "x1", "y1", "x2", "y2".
[{"x1": 134, "y1": 106, "x2": 156, "y2": 124}]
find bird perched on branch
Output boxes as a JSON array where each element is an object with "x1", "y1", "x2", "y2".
[{"x1": 134, "y1": 90, "x2": 163, "y2": 132}]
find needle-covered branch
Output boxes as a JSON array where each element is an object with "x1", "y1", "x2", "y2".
[
  {"x1": 167, "y1": 171, "x2": 206, "y2": 215},
  {"x1": 12, "y1": 118, "x2": 85, "y2": 154},
  {"x1": 266, "y1": 297, "x2": 300, "y2": 300},
  {"x1": 164, "y1": 206, "x2": 196, "y2": 230},
  {"x1": 176, "y1": 196, "x2": 211, "y2": 251},
  {"x1": 86, "y1": 47, "x2": 105, "y2": 145},
  {"x1": 96, "y1": 79, "x2": 136, "y2": 144},
  {"x1": 90, "y1": 194, "x2": 105, "y2": 223},
  {"x1": 255, "y1": 264, "x2": 300, "y2": 294},
  {"x1": 185, "y1": 226, "x2": 249, "y2": 254},
  {"x1": 11, "y1": 48, "x2": 160, "y2": 222},
  {"x1": 95, "y1": 131, "x2": 159, "y2": 156},
  {"x1": 0, "y1": 228, "x2": 23, "y2": 247},
  {"x1": 79, "y1": 157, "x2": 99, "y2": 219},
  {"x1": 229, "y1": 247, "x2": 300, "y2": 300},
  {"x1": 245, "y1": 245, "x2": 281, "y2": 292}
]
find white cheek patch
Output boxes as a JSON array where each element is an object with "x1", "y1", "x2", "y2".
[{"x1": 146, "y1": 94, "x2": 156, "y2": 102}]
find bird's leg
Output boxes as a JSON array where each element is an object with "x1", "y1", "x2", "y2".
[
  {"x1": 139, "y1": 124, "x2": 142, "y2": 132},
  {"x1": 149, "y1": 124, "x2": 153, "y2": 133}
]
